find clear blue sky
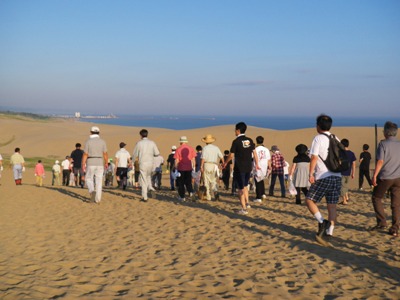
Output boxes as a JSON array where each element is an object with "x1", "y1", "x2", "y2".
[{"x1": 1, "y1": 0, "x2": 399, "y2": 117}]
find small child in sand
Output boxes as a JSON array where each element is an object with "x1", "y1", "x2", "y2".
[{"x1": 34, "y1": 160, "x2": 45, "y2": 187}]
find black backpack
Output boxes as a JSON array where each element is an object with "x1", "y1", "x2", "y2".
[{"x1": 319, "y1": 133, "x2": 350, "y2": 173}]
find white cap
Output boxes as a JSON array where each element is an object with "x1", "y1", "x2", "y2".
[
  {"x1": 172, "y1": 145, "x2": 177, "y2": 150},
  {"x1": 55, "y1": 160, "x2": 59, "y2": 164},
  {"x1": 91, "y1": 126, "x2": 100, "y2": 133}
]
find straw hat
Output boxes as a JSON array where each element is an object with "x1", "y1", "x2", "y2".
[{"x1": 201, "y1": 134, "x2": 216, "y2": 144}]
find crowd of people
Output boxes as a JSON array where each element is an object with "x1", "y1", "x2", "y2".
[{"x1": 1, "y1": 115, "x2": 399, "y2": 243}]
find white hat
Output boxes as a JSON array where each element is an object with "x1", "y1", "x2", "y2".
[
  {"x1": 179, "y1": 136, "x2": 188, "y2": 143},
  {"x1": 172, "y1": 145, "x2": 177, "y2": 150},
  {"x1": 91, "y1": 126, "x2": 100, "y2": 133},
  {"x1": 55, "y1": 160, "x2": 59, "y2": 164}
]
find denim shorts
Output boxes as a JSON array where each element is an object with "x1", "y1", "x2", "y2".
[{"x1": 307, "y1": 176, "x2": 341, "y2": 204}]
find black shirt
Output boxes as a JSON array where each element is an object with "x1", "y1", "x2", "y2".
[{"x1": 230, "y1": 135, "x2": 255, "y2": 173}]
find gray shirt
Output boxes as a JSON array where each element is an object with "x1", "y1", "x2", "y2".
[
  {"x1": 84, "y1": 135, "x2": 108, "y2": 166},
  {"x1": 132, "y1": 138, "x2": 160, "y2": 165},
  {"x1": 377, "y1": 136, "x2": 400, "y2": 180}
]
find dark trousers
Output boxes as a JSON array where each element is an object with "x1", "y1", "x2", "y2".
[
  {"x1": 269, "y1": 173, "x2": 286, "y2": 197},
  {"x1": 372, "y1": 177, "x2": 400, "y2": 231},
  {"x1": 359, "y1": 169, "x2": 372, "y2": 189},
  {"x1": 255, "y1": 178, "x2": 265, "y2": 199},
  {"x1": 116, "y1": 167, "x2": 128, "y2": 189},
  {"x1": 177, "y1": 170, "x2": 193, "y2": 198},
  {"x1": 62, "y1": 170, "x2": 70, "y2": 186},
  {"x1": 222, "y1": 168, "x2": 230, "y2": 190},
  {"x1": 295, "y1": 187, "x2": 309, "y2": 203}
]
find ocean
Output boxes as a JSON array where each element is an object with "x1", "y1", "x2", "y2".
[{"x1": 79, "y1": 115, "x2": 398, "y2": 131}]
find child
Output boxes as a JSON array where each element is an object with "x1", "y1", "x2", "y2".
[{"x1": 35, "y1": 160, "x2": 46, "y2": 187}]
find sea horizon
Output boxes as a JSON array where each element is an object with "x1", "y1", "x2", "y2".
[{"x1": 73, "y1": 114, "x2": 399, "y2": 131}]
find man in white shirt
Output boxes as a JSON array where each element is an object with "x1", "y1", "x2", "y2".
[
  {"x1": 253, "y1": 136, "x2": 271, "y2": 203},
  {"x1": 61, "y1": 156, "x2": 71, "y2": 186},
  {"x1": 307, "y1": 114, "x2": 342, "y2": 247},
  {"x1": 115, "y1": 142, "x2": 131, "y2": 190}
]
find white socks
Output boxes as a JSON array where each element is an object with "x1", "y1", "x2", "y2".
[{"x1": 314, "y1": 212, "x2": 324, "y2": 223}]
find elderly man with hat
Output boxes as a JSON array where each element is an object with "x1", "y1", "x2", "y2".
[
  {"x1": 82, "y1": 126, "x2": 108, "y2": 204},
  {"x1": 174, "y1": 136, "x2": 196, "y2": 201},
  {"x1": 200, "y1": 134, "x2": 224, "y2": 201},
  {"x1": 115, "y1": 142, "x2": 131, "y2": 190},
  {"x1": 269, "y1": 145, "x2": 286, "y2": 198}
]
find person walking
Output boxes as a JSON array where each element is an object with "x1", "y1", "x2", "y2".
[
  {"x1": 132, "y1": 129, "x2": 160, "y2": 202},
  {"x1": 82, "y1": 126, "x2": 108, "y2": 204},
  {"x1": 306, "y1": 114, "x2": 342, "y2": 246},
  {"x1": 200, "y1": 134, "x2": 224, "y2": 201},
  {"x1": 359, "y1": 144, "x2": 373, "y2": 190},
  {"x1": 221, "y1": 150, "x2": 231, "y2": 191},
  {"x1": 174, "y1": 136, "x2": 196, "y2": 201},
  {"x1": 10, "y1": 148, "x2": 25, "y2": 185},
  {"x1": 289, "y1": 144, "x2": 310, "y2": 205},
  {"x1": 115, "y1": 142, "x2": 131, "y2": 190},
  {"x1": 34, "y1": 160, "x2": 46, "y2": 187},
  {"x1": 52, "y1": 160, "x2": 61, "y2": 186},
  {"x1": 70, "y1": 143, "x2": 85, "y2": 188},
  {"x1": 223, "y1": 122, "x2": 259, "y2": 215},
  {"x1": 370, "y1": 121, "x2": 400, "y2": 237},
  {"x1": 340, "y1": 139, "x2": 357, "y2": 205},
  {"x1": 253, "y1": 136, "x2": 271, "y2": 203},
  {"x1": 61, "y1": 156, "x2": 71, "y2": 186},
  {"x1": 269, "y1": 145, "x2": 286, "y2": 198},
  {"x1": 166, "y1": 145, "x2": 177, "y2": 190}
]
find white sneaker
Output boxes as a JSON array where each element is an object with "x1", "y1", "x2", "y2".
[
  {"x1": 262, "y1": 195, "x2": 267, "y2": 200},
  {"x1": 178, "y1": 196, "x2": 185, "y2": 202},
  {"x1": 253, "y1": 199, "x2": 262, "y2": 203},
  {"x1": 246, "y1": 204, "x2": 251, "y2": 209},
  {"x1": 238, "y1": 209, "x2": 248, "y2": 215}
]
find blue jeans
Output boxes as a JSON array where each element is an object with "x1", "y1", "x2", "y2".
[{"x1": 269, "y1": 173, "x2": 286, "y2": 197}]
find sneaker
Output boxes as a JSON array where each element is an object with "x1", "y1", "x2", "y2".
[
  {"x1": 359, "y1": 188, "x2": 363, "y2": 191},
  {"x1": 141, "y1": 198, "x2": 148, "y2": 202},
  {"x1": 262, "y1": 195, "x2": 267, "y2": 200},
  {"x1": 253, "y1": 199, "x2": 262, "y2": 203},
  {"x1": 246, "y1": 204, "x2": 251, "y2": 209},
  {"x1": 237, "y1": 209, "x2": 248, "y2": 215},
  {"x1": 177, "y1": 196, "x2": 185, "y2": 202},
  {"x1": 316, "y1": 220, "x2": 331, "y2": 238}
]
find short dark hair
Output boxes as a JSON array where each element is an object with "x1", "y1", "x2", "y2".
[
  {"x1": 341, "y1": 138, "x2": 349, "y2": 147},
  {"x1": 316, "y1": 114, "x2": 332, "y2": 131},
  {"x1": 75, "y1": 143, "x2": 81, "y2": 148},
  {"x1": 384, "y1": 121, "x2": 398, "y2": 137},
  {"x1": 140, "y1": 129, "x2": 148, "y2": 137},
  {"x1": 224, "y1": 150, "x2": 229, "y2": 155},
  {"x1": 363, "y1": 144, "x2": 369, "y2": 151},
  {"x1": 256, "y1": 136, "x2": 264, "y2": 144},
  {"x1": 15, "y1": 147, "x2": 20, "y2": 152},
  {"x1": 235, "y1": 122, "x2": 247, "y2": 134},
  {"x1": 196, "y1": 145, "x2": 202, "y2": 151}
]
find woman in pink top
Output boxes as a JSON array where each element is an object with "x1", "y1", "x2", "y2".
[{"x1": 35, "y1": 160, "x2": 46, "y2": 187}]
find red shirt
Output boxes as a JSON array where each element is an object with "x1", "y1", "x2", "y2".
[
  {"x1": 174, "y1": 144, "x2": 196, "y2": 171},
  {"x1": 271, "y1": 152, "x2": 285, "y2": 175}
]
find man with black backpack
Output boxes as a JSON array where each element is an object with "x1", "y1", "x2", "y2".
[{"x1": 306, "y1": 114, "x2": 343, "y2": 247}]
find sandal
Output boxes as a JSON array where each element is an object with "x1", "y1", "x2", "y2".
[{"x1": 389, "y1": 229, "x2": 398, "y2": 237}]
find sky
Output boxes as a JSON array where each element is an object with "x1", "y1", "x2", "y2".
[{"x1": 0, "y1": 0, "x2": 399, "y2": 117}]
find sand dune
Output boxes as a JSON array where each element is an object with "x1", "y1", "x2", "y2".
[{"x1": 0, "y1": 116, "x2": 398, "y2": 299}]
